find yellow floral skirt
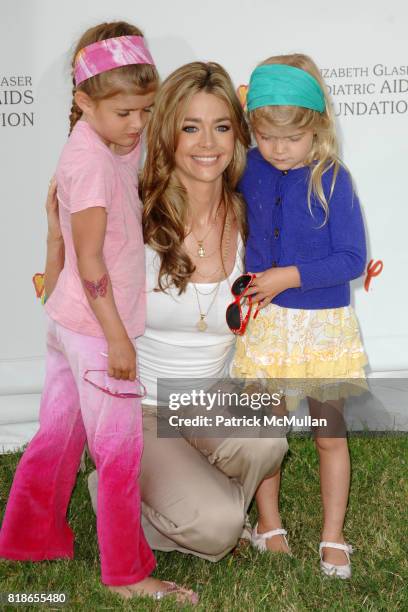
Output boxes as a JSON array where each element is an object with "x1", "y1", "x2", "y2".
[{"x1": 232, "y1": 304, "x2": 368, "y2": 410}]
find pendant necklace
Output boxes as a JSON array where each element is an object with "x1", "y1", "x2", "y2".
[
  {"x1": 193, "y1": 209, "x2": 232, "y2": 280},
  {"x1": 190, "y1": 208, "x2": 231, "y2": 331},
  {"x1": 189, "y1": 199, "x2": 223, "y2": 258},
  {"x1": 193, "y1": 281, "x2": 221, "y2": 331}
]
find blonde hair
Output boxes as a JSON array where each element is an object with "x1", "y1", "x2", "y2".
[
  {"x1": 69, "y1": 21, "x2": 159, "y2": 134},
  {"x1": 249, "y1": 53, "x2": 341, "y2": 223},
  {"x1": 141, "y1": 61, "x2": 251, "y2": 293}
]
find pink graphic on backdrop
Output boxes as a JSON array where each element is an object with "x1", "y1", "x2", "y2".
[{"x1": 237, "y1": 84, "x2": 248, "y2": 110}]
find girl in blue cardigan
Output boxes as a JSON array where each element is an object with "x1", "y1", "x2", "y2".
[{"x1": 231, "y1": 53, "x2": 367, "y2": 579}]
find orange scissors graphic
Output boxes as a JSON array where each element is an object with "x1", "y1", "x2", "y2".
[{"x1": 364, "y1": 259, "x2": 383, "y2": 292}]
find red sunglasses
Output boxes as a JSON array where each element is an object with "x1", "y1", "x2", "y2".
[
  {"x1": 83, "y1": 369, "x2": 146, "y2": 399},
  {"x1": 226, "y1": 274, "x2": 261, "y2": 335}
]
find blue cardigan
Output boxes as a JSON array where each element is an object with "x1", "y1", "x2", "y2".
[{"x1": 238, "y1": 148, "x2": 367, "y2": 309}]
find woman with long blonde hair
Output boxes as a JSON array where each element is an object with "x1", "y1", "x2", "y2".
[
  {"x1": 129, "y1": 61, "x2": 287, "y2": 560},
  {"x1": 141, "y1": 61, "x2": 248, "y2": 293}
]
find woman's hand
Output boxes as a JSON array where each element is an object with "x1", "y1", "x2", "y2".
[
  {"x1": 108, "y1": 336, "x2": 137, "y2": 380},
  {"x1": 43, "y1": 178, "x2": 65, "y2": 297},
  {"x1": 46, "y1": 177, "x2": 62, "y2": 242},
  {"x1": 245, "y1": 266, "x2": 301, "y2": 310}
]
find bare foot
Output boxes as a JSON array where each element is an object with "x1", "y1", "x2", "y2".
[
  {"x1": 256, "y1": 523, "x2": 291, "y2": 554},
  {"x1": 108, "y1": 577, "x2": 199, "y2": 604}
]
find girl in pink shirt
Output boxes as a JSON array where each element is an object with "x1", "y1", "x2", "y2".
[{"x1": 0, "y1": 21, "x2": 197, "y2": 605}]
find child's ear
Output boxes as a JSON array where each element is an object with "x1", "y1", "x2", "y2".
[{"x1": 74, "y1": 90, "x2": 95, "y2": 115}]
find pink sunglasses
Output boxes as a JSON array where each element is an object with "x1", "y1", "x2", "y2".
[{"x1": 83, "y1": 369, "x2": 146, "y2": 399}]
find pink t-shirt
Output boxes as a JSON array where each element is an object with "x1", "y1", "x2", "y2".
[{"x1": 45, "y1": 120, "x2": 145, "y2": 338}]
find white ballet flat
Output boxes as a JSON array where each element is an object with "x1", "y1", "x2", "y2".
[
  {"x1": 251, "y1": 523, "x2": 291, "y2": 554},
  {"x1": 319, "y1": 541, "x2": 353, "y2": 579}
]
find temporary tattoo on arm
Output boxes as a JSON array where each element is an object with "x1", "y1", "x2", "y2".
[{"x1": 84, "y1": 274, "x2": 108, "y2": 299}]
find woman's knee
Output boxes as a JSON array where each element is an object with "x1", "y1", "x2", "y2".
[
  {"x1": 236, "y1": 436, "x2": 288, "y2": 477},
  {"x1": 142, "y1": 477, "x2": 246, "y2": 558},
  {"x1": 192, "y1": 498, "x2": 245, "y2": 557}
]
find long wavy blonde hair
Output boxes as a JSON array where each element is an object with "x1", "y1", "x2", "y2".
[
  {"x1": 249, "y1": 53, "x2": 342, "y2": 223},
  {"x1": 69, "y1": 21, "x2": 159, "y2": 134},
  {"x1": 141, "y1": 61, "x2": 251, "y2": 293}
]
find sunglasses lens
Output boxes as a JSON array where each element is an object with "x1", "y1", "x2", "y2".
[
  {"x1": 83, "y1": 370, "x2": 146, "y2": 398},
  {"x1": 232, "y1": 274, "x2": 252, "y2": 296},
  {"x1": 226, "y1": 303, "x2": 241, "y2": 330},
  {"x1": 105, "y1": 376, "x2": 145, "y2": 398}
]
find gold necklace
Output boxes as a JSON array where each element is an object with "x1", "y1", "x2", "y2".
[
  {"x1": 191, "y1": 211, "x2": 232, "y2": 331},
  {"x1": 193, "y1": 283, "x2": 220, "y2": 296},
  {"x1": 185, "y1": 244, "x2": 220, "y2": 259},
  {"x1": 192, "y1": 281, "x2": 221, "y2": 331},
  {"x1": 189, "y1": 199, "x2": 223, "y2": 258},
  {"x1": 193, "y1": 210, "x2": 232, "y2": 280}
]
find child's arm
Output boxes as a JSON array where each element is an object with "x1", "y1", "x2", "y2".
[
  {"x1": 296, "y1": 168, "x2": 366, "y2": 292},
  {"x1": 44, "y1": 178, "x2": 64, "y2": 297},
  {"x1": 71, "y1": 206, "x2": 136, "y2": 381}
]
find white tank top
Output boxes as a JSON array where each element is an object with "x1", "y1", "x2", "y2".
[{"x1": 137, "y1": 238, "x2": 244, "y2": 405}]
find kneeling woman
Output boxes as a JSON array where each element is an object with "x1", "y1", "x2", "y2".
[{"x1": 126, "y1": 62, "x2": 287, "y2": 560}]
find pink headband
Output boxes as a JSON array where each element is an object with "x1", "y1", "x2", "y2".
[{"x1": 74, "y1": 35, "x2": 155, "y2": 86}]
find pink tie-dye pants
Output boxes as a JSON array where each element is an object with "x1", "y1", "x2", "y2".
[{"x1": 0, "y1": 317, "x2": 156, "y2": 586}]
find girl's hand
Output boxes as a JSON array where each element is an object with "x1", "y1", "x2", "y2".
[
  {"x1": 108, "y1": 336, "x2": 137, "y2": 381},
  {"x1": 45, "y1": 177, "x2": 62, "y2": 242},
  {"x1": 245, "y1": 266, "x2": 301, "y2": 310}
]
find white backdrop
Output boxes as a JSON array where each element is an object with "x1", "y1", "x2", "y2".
[{"x1": 1, "y1": 0, "x2": 407, "y2": 449}]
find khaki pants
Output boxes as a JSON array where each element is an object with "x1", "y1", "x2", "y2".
[{"x1": 88, "y1": 407, "x2": 288, "y2": 562}]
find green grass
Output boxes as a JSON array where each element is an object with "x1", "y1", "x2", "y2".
[{"x1": 1, "y1": 436, "x2": 407, "y2": 611}]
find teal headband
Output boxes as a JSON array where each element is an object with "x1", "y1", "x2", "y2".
[{"x1": 247, "y1": 64, "x2": 325, "y2": 113}]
